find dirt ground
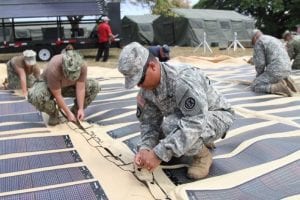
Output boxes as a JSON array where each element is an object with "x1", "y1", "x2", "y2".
[{"x1": 0, "y1": 46, "x2": 253, "y2": 69}]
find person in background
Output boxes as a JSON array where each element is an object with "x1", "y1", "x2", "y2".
[
  {"x1": 118, "y1": 42, "x2": 234, "y2": 179},
  {"x1": 250, "y1": 29, "x2": 298, "y2": 96},
  {"x1": 95, "y1": 16, "x2": 114, "y2": 62},
  {"x1": 148, "y1": 44, "x2": 170, "y2": 62},
  {"x1": 67, "y1": 16, "x2": 83, "y2": 37},
  {"x1": 4, "y1": 50, "x2": 40, "y2": 98},
  {"x1": 28, "y1": 50, "x2": 100, "y2": 126},
  {"x1": 282, "y1": 30, "x2": 300, "y2": 70}
]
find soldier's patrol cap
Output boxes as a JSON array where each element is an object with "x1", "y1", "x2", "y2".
[
  {"x1": 23, "y1": 50, "x2": 36, "y2": 66},
  {"x1": 62, "y1": 50, "x2": 83, "y2": 81},
  {"x1": 250, "y1": 29, "x2": 261, "y2": 40},
  {"x1": 282, "y1": 30, "x2": 291, "y2": 39},
  {"x1": 118, "y1": 42, "x2": 149, "y2": 89}
]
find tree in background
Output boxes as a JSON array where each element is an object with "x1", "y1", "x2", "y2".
[
  {"x1": 151, "y1": 0, "x2": 190, "y2": 16},
  {"x1": 193, "y1": 0, "x2": 300, "y2": 38},
  {"x1": 121, "y1": 0, "x2": 190, "y2": 16}
]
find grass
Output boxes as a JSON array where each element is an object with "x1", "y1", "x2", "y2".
[{"x1": 0, "y1": 46, "x2": 253, "y2": 69}]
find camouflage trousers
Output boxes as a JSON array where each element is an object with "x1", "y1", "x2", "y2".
[
  {"x1": 251, "y1": 71, "x2": 290, "y2": 93},
  {"x1": 6, "y1": 61, "x2": 36, "y2": 89},
  {"x1": 28, "y1": 79, "x2": 100, "y2": 116},
  {"x1": 160, "y1": 111, "x2": 234, "y2": 157}
]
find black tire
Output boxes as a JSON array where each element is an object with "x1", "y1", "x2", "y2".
[{"x1": 37, "y1": 47, "x2": 53, "y2": 61}]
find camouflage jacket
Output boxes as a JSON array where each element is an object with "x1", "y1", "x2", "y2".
[
  {"x1": 253, "y1": 35, "x2": 291, "y2": 76},
  {"x1": 287, "y1": 35, "x2": 300, "y2": 69},
  {"x1": 136, "y1": 63, "x2": 234, "y2": 162}
]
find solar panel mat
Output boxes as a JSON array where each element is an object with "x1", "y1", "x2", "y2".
[
  {"x1": 186, "y1": 160, "x2": 300, "y2": 200},
  {"x1": 0, "y1": 182, "x2": 108, "y2": 200},
  {"x1": 0, "y1": 102, "x2": 37, "y2": 115},
  {"x1": 0, "y1": 136, "x2": 73, "y2": 155},
  {"x1": 0, "y1": 167, "x2": 94, "y2": 193},
  {"x1": 0, "y1": 150, "x2": 82, "y2": 174}
]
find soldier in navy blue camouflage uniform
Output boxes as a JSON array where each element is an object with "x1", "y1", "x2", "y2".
[{"x1": 118, "y1": 42, "x2": 234, "y2": 179}]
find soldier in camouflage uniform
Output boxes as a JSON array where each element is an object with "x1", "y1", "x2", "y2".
[
  {"x1": 282, "y1": 30, "x2": 300, "y2": 70},
  {"x1": 118, "y1": 42, "x2": 234, "y2": 179},
  {"x1": 28, "y1": 50, "x2": 100, "y2": 126},
  {"x1": 250, "y1": 29, "x2": 298, "y2": 96},
  {"x1": 5, "y1": 50, "x2": 40, "y2": 97}
]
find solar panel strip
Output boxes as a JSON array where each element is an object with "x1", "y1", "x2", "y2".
[
  {"x1": 0, "y1": 182, "x2": 108, "y2": 200},
  {"x1": 0, "y1": 136, "x2": 73, "y2": 156},
  {"x1": 186, "y1": 160, "x2": 300, "y2": 199},
  {"x1": 0, "y1": 167, "x2": 93, "y2": 193}
]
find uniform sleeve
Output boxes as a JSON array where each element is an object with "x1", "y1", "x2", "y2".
[
  {"x1": 253, "y1": 42, "x2": 266, "y2": 76},
  {"x1": 136, "y1": 93, "x2": 163, "y2": 151},
  {"x1": 153, "y1": 75, "x2": 209, "y2": 162}
]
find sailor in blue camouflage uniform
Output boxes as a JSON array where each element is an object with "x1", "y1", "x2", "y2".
[
  {"x1": 250, "y1": 29, "x2": 298, "y2": 96},
  {"x1": 118, "y1": 42, "x2": 234, "y2": 179}
]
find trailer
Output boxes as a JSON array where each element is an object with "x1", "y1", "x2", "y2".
[{"x1": 0, "y1": 0, "x2": 121, "y2": 61}]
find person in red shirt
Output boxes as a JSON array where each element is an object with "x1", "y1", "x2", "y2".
[{"x1": 96, "y1": 16, "x2": 114, "y2": 62}]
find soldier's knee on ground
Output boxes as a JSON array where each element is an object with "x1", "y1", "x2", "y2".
[
  {"x1": 86, "y1": 79, "x2": 101, "y2": 97},
  {"x1": 83, "y1": 79, "x2": 101, "y2": 106},
  {"x1": 28, "y1": 81, "x2": 55, "y2": 113}
]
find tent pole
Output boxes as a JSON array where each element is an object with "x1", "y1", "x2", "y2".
[
  {"x1": 193, "y1": 32, "x2": 213, "y2": 54},
  {"x1": 227, "y1": 32, "x2": 245, "y2": 51}
]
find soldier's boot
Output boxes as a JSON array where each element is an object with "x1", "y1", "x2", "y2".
[
  {"x1": 270, "y1": 80, "x2": 293, "y2": 97},
  {"x1": 284, "y1": 77, "x2": 300, "y2": 93},
  {"x1": 48, "y1": 110, "x2": 60, "y2": 126},
  {"x1": 187, "y1": 146, "x2": 212, "y2": 179}
]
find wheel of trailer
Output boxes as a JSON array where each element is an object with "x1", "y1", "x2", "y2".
[{"x1": 37, "y1": 47, "x2": 53, "y2": 61}]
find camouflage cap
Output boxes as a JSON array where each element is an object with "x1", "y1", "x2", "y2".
[
  {"x1": 62, "y1": 50, "x2": 83, "y2": 81},
  {"x1": 162, "y1": 44, "x2": 170, "y2": 57},
  {"x1": 250, "y1": 29, "x2": 261, "y2": 40},
  {"x1": 23, "y1": 50, "x2": 36, "y2": 66},
  {"x1": 118, "y1": 42, "x2": 149, "y2": 89},
  {"x1": 282, "y1": 30, "x2": 291, "y2": 39}
]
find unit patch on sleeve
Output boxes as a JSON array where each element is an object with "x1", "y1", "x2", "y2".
[{"x1": 184, "y1": 97, "x2": 195, "y2": 110}]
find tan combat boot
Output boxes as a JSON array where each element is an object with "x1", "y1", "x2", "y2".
[
  {"x1": 270, "y1": 80, "x2": 293, "y2": 97},
  {"x1": 48, "y1": 110, "x2": 60, "y2": 126},
  {"x1": 284, "y1": 77, "x2": 300, "y2": 93},
  {"x1": 187, "y1": 145, "x2": 212, "y2": 179}
]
